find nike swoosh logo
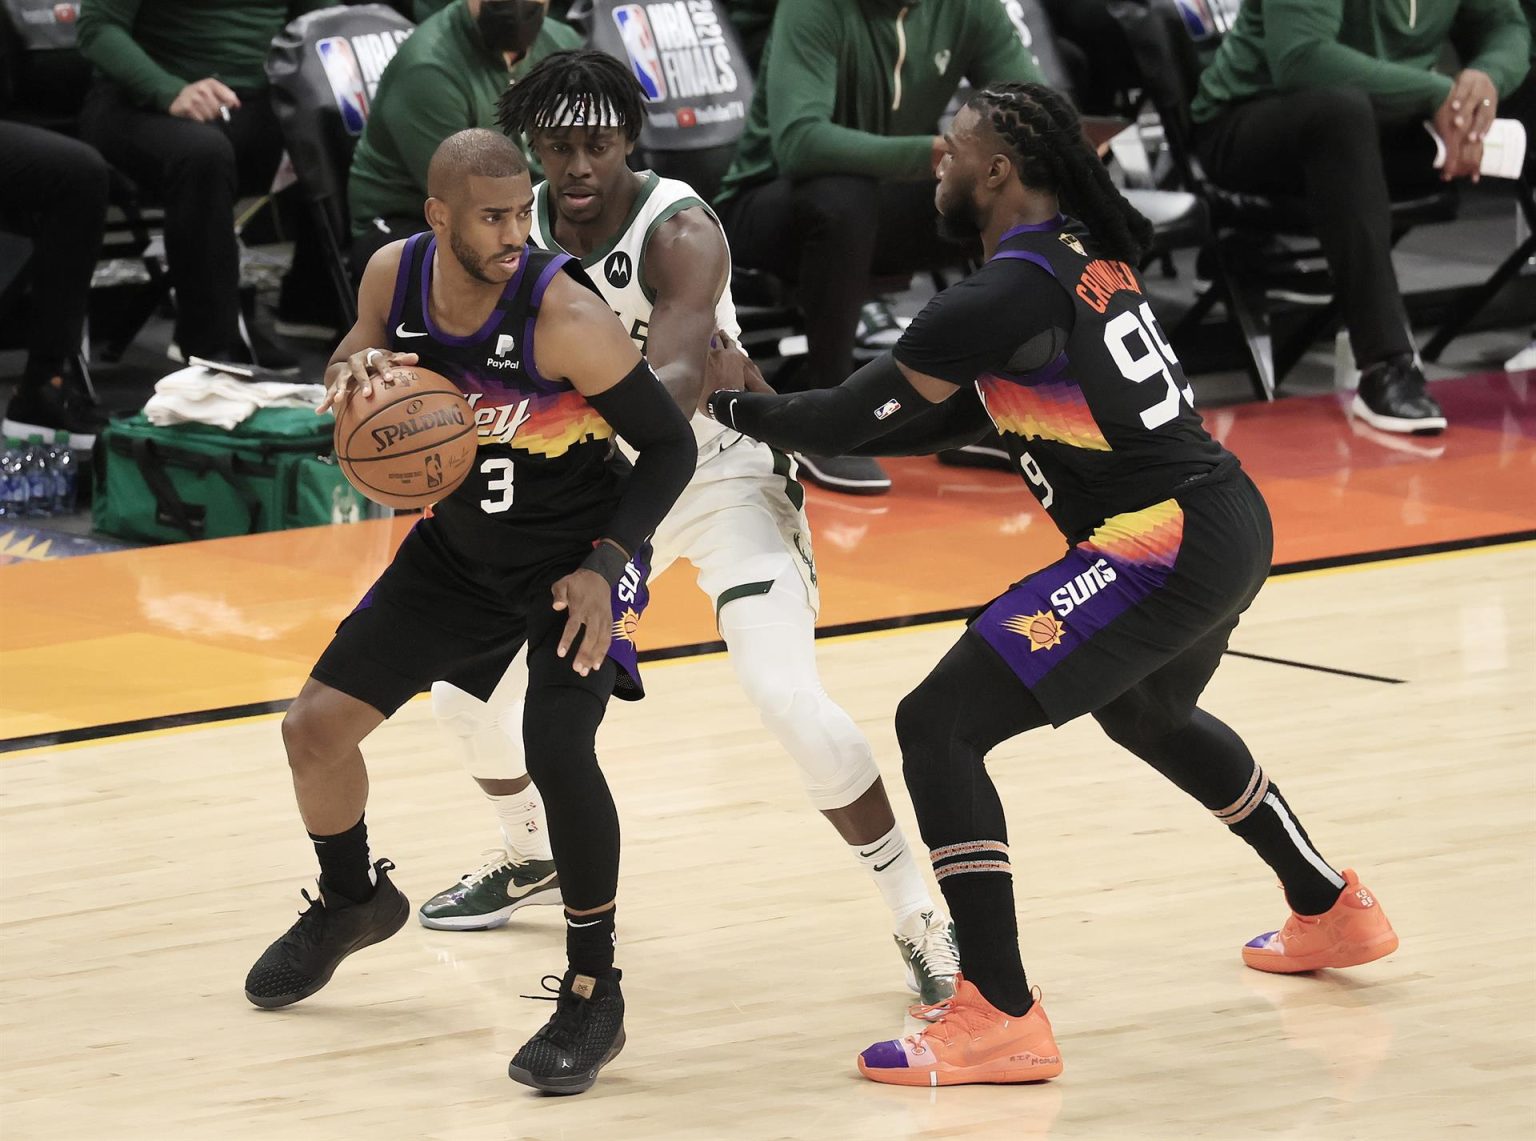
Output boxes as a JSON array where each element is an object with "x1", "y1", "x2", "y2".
[
  {"x1": 874, "y1": 857, "x2": 899, "y2": 872},
  {"x1": 566, "y1": 917, "x2": 604, "y2": 928},
  {"x1": 395, "y1": 322, "x2": 429, "y2": 339},
  {"x1": 858, "y1": 839, "x2": 891, "y2": 859}
]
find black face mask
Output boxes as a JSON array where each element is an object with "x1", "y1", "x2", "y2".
[{"x1": 476, "y1": 0, "x2": 545, "y2": 58}]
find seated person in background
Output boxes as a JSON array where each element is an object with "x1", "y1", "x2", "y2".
[
  {"x1": 1495, "y1": 0, "x2": 1535, "y2": 371},
  {"x1": 412, "y1": 0, "x2": 572, "y2": 21},
  {"x1": 1191, "y1": 0, "x2": 1530, "y2": 436},
  {"x1": 723, "y1": 0, "x2": 778, "y2": 72},
  {"x1": 713, "y1": 0, "x2": 1046, "y2": 496},
  {"x1": 348, "y1": 0, "x2": 580, "y2": 270},
  {"x1": 76, "y1": 0, "x2": 337, "y2": 370},
  {"x1": 0, "y1": 120, "x2": 109, "y2": 445}
]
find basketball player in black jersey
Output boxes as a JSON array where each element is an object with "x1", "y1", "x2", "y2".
[
  {"x1": 709, "y1": 84, "x2": 1399, "y2": 1086},
  {"x1": 243, "y1": 129, "x2": 695, "y2": 1096}
]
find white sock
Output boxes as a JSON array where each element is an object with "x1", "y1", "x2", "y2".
[
  {"x1": 488, "y1": 787, "x2": 551, "y2": 862},
  {"x1": 853, "y1": 823, "x2": 936, "y2": 934}
]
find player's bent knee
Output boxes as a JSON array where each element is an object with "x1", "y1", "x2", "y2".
[{"x1": 280, "y1": 701, "x2": 346, "y2": 771}]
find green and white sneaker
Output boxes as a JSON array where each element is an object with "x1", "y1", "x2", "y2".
[
  {"x1": 418, "y1": 849, "x2": 561, "y2": 931},
  {"x1": 894, "y1": 909, "x2": 960, "y2": 1006}
]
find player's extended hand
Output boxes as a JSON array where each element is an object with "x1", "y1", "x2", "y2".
[
  {"x1": 317, "y1": 349, "x2": 419, "y2": 414},
  {"x1": 699, "y1": 329, "x2": 771, "y2": 412},
  {"x1": 550, "y1": 568, "x2": 613, "y2": 676}
]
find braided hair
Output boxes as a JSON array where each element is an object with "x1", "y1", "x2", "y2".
[
  {"x1": 497, "y1": 49, "x2": 646, "y2": 143},
  {"x1": 967, "y1": 82, "x2": 1152, "y2": 265}
]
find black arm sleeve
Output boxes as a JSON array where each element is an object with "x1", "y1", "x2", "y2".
[
  {"x1": 847, "y1": 385, "x2": 995, "y2": 456},
  {"x1": 707, "y1": 354, "x2": 941, "y2": 456},
  {"x1": 583, "y1": 359, "x2": 696, "y2": 579}
]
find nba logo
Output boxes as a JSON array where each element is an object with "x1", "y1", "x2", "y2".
[
  {"x1": 316, "y1": 37, "x2": 369, "y2": 135},
  {"x1": 612, "y1": 5, "x2": 666, "y2": 102}
]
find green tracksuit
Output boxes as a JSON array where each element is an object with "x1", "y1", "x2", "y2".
[
  {"x1": 715, "y1": 0, "x2": 1045, "y2": 202},
  {"x1": 77, "y1": 0, "x2": 330, "y2": 109},
  {"x1": 1191, "y1": 0, "x2": 1531, "y2": 123},
  {"x1": 347, "y1": 1, "x2": 581, "y2": 238}
]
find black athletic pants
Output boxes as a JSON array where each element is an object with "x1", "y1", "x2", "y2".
[
  {"x1": 0, "y1": 122, "x2": 108, "y2": 387},
  {"x1": 1193, "y1": 86, "x2": 1442, "y2": 368},
  {"x1": 718, "y1": 175, "x2": 973, "y2": 391},
  {"x1": 78, "y1": 81, "x2": 328, "y2": 358}
]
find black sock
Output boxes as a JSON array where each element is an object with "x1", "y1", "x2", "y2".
[
  {"x1": 1220, "y1": 779, "x2": 1344, "y2": 916},
  {"x1": 309, "y1": 815, "x2": 374, "y2": 904},
  {"x1": 566, "y1": 906, "x2": 616, "y2": 976},
  {"x1": 933, "y1": 855, "x2": 1033, "y2": 1017}
]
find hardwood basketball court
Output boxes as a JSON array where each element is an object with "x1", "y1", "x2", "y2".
[{"x1": 2, "y1": 376, "x2": 1533, "y2": 1139}]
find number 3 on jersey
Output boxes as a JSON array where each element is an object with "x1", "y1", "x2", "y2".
[
  {"x1": 1104, "y1": 301, "x2": 1193, "y2": 429},
  {"x1": 480, "y1": 457, "x2": 515, "y2": 513}
]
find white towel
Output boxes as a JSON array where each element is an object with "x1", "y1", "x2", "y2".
[{"x1": 143, "y1": 366, "x2": 327, "y2": 430}]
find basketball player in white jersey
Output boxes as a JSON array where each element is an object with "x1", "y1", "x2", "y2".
[{"x1": 418, "y1": 50, "x2": 960, "y2": 1003}]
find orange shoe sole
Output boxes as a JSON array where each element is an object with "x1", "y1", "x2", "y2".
[{"x1": 1242, "y1": 928, "x2": 1399, "y2": 974}]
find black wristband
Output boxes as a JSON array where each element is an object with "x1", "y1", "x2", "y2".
[
  {"x1": 706, "y1": 389, "x2": 741, "y2": 429},
  {"x1": 580, "y1": 540, "x2": 630, "y2": 586}
]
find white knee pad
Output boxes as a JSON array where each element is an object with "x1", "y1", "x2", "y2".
[
  {"x1": 431, "y1": 665, "x2": 528, "y2": 781},
  {"x1": 718, "y1": 583, "x2": 880, "y2": 811}
]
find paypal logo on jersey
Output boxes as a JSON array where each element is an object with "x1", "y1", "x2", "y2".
[{"x1": 486, "y1": 333, "x2": 520, "y2": 370}]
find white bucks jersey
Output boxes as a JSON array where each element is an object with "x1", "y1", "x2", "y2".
[{"x1": 530, "y1": 171, "x2": 741, "y2": 455}]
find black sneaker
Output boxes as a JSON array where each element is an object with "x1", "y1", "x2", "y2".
[
  {"x1": 1350, "y1": 357, "x2": 1447, "y2": 435},
  {"x1": 3, "y1": 379, "x2": 107, "y2": 450},
  {"x1": 794, "y1": 453, "x2": 892, "y2": 496},
  {"x1": 244, "y1": 858, "x2": 410, "y2": 1009},
  {"x1": 508, "y1": 968, "x2": 626, "y2": 1095}
]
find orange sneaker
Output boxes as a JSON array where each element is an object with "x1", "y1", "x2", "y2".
[
  {"x1": 857, "y1": 977, "x2": 1063, "y2": 1086},
  {"x1": 1242, "y1": 869, "x2": 1399, "y2": 973}
]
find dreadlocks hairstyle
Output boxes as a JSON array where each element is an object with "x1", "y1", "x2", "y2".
[
  {"x1": 967, "y1": 82, "x2": 1153, "y2": 265},
  {"x1": 496, "y1": 49, "x2": 646, "y2": 144}
]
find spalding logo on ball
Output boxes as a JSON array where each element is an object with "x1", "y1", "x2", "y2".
[{"x1": 333, "y1": 366, "x2": 477, "y2": 509}]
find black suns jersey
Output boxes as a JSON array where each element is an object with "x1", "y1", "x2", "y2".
[
  {"x1": 894, "y1": 215, "x2": 1233, "y2": 543},
  {"x1": 386, "y1": 234, "x2": 622, "y2": 568}
]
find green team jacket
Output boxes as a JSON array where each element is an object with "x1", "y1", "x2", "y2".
[
  {"x1": 715, "y1": 0, "x2": 1045, "y2": 203},
  {"x1": 77, "y1": 0, "x2": 330, "y2": 110},
  {"x1": 1191, "y1": 0, "x2": 1531, "y2": 123},
  {"x1": 347, "y1": 2, "x2": 581, "y2": 238}
]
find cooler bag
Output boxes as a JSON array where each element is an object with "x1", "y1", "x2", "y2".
[{"x1": 94, "y1": 408, "x2": 368, "y2": 542}]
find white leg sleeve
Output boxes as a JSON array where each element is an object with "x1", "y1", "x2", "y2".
[
  {"x1": 430, "y1": 649, "x2": 529, "y2": 782},
  {"x1": 717, "y1": 578, "x2": 881, "y2": 811}
]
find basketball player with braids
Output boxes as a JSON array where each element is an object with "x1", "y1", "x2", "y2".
[
  {"x1": 708, "y1": 84, "x2": 1399, "y2": 1086},
  {"x1": 418, "y1": 50, "x2": 962, "y2": 1005},
  {"x1": 244, "y1": 129, "x2": 696, "y2": 1095}
]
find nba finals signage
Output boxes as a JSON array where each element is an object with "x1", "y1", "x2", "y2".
[{"x1": 590, "y1": 0, "x2": 749, "y2": 150}]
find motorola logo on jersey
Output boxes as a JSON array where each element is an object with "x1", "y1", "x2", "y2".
[
  {"x1": 1049, "y1": 557, "x2": 1118, "y2": 616},
  {"x1": 612, "y1": 1, "x2": 739, "y2": 104},
  {"x1": 604, "y1": 251, "x2": 634, "y2": 289}
]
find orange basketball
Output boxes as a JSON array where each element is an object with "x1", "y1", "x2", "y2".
[{"x1": 333, "y1": 365, "x2": 477, "y2": 509}]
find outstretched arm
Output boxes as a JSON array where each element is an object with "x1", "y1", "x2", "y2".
[
  {"x1": 642, "y1": 207, "x2": 731, "y2": 415},
  {"x1": 706, "y1": 353, "x2": 961, "y2": 455}
]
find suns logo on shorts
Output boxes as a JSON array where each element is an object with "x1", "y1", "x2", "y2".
[
  {"x1": 1002, "y1": 610, "x2": 1065, "y2": 652},
  {"x1": 612, "y1": 606, "x2": 642, "y2": 644}
]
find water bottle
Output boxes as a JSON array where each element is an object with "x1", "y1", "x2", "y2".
[
  {"x1": 0, "y1": 438, "x2": 22, "y2": 519},
  {"x1": 50, "y1": 430, "x2": 78, "y2": 515},
  {"x1": 21, "y1": 434, "x2": 52, "y2": 517}
]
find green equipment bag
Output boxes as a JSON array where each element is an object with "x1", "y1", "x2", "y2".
[{"x1": 93, "y1": 408, "x2": 370, "y2": 543}]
